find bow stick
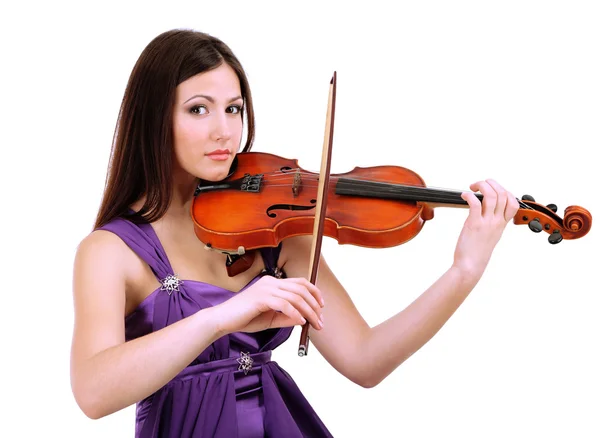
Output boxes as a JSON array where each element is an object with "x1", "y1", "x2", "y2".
[{"x1": 298, "y1": 72, "x2": 337, "y2": 357}]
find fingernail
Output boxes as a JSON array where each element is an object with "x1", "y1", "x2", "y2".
[
  {"x1": 300, "y1": 317, "x2": 306, "y2": 324},
  {"x1": 319, "y1": 315, "x2": 324, "y2": 326},
  {"x1": 321, "y1": 298, "x2": 325, "y2": 307}
]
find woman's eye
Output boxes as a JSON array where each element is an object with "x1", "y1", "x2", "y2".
[
  {"x1": 227, "y1": 105, "x2": 242, "y2": 114},
  {"x1": 190, "y1": 105, "x2": 207, "y2": 115}
]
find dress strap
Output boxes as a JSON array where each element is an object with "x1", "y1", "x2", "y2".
[
  {"x1": 95, "y1": 217, "x2": 174, "y2": 283},
  {"x1": 259, "y1": 243, "x2": 286, "y2": 279}
]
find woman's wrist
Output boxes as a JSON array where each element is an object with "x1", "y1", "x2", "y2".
[
  {"x1": 448, "y1": 263, "x2": 482, "y2": 291},
  {"x1": 194, "y1": 305, "x2": 228, "y2": 340}
]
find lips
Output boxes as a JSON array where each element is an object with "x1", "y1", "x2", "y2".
[
  {"x1": 206, "y1": 149, "x2": 230, "y2": 156},
  {"x1": 205, "y1": 149, "x2": 231, "y2": 161}
]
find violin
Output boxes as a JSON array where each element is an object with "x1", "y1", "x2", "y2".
[
  {"x1": 191, "y1": 151, "x2": 592, "y2": 254},
  {"x1": 190, "y1": 72, "x2": 592, "y2": 356}
]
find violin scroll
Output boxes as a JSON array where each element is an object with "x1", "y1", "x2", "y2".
[{"x1": 513, "y1": 194, "x2": 592, "y2": 244}]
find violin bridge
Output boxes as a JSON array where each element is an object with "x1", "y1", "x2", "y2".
[{"x1": 292, "y1": 170, "x2": 302, "y2": 197}]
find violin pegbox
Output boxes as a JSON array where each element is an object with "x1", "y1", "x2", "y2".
[{"x1": 513, "y1": 194, "x2": 592, "y2": 244}]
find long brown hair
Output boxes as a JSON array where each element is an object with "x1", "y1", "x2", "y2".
[{"x1": 94, "y1": 29, "x2": 255, "y2": 229}]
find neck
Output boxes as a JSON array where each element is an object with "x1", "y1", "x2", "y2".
[
  {"x1": 130, "y1": 175, "x2": 198, "y2": 220},
  {"x1": 334, "y1": 177, "x2": 482, "y2": 206}
]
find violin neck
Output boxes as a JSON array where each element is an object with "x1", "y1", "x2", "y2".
[{"x1": 335, "y1": 178, "x2": 482, "y2": 207}]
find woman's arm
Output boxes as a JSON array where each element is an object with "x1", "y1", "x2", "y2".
[
  {"x1": 280, "y1": 179, "x2": 519, "y2": 388},
  {"x1": 70, "y1": 231, "x2": 224, "y2": 420},
  {"x1": 71, "y1": 230, "x2": 325, "y2": 420}
]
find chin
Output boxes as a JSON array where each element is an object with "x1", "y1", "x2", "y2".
[{"x1": 196, "y1": 159, "x2": 234, "y2": 182}]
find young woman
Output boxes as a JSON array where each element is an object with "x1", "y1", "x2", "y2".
[{"x1": 70, "y1": 28, "x2": 520, "y2": 437}]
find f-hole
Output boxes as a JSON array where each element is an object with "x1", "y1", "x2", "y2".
[{"x1": 266, "y1": 199, "x2": 317, "y2": 218}]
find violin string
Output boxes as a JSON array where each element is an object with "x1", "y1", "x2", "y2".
[
  {"x1": 262, "y1": 180, "x2": 534, "y2": 210},
  {"x1": 262, "y1": 170, "x2": 528, "y2": 199},
  {"x1": 262, "y1": 169, "x2": 487, "y2": 194},
  {"x1": 261, "y1": 174, "x2": 534, "y2": 210},
  {"x1": 257, "y1": 170, "x2": 534, "y2": 210}
]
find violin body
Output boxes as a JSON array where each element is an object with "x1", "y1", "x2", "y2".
[
  {"x1": 192, "y1": 152, "x2": 434, "y2": 252},
  {"x1": 191, "y1": 151, "x2": 592, "y2": 254}
]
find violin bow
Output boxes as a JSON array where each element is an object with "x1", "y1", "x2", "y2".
[{"x1": 298, "y1": 72, "x2": 337, "y2": 357}]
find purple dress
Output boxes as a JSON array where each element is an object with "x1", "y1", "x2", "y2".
[{"x1": 97, "y1": 217, "x2": 333, "y2": 437}]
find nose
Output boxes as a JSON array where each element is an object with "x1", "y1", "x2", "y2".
[{"x1": 210, "y1": 112, "x2": 231, "y2": 142}]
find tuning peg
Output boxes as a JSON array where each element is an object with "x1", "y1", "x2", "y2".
[
  {"x1": 546, "y1": 203, "x2": 557, "y2": 213},
  {"x1": 528, "y1": 218, "x2": 543, "y2": 233},
  {"x1": 548, "y1": 230, "x2": 563, "y2": 244},
  {"x1": 522, "y1": 194, "x2": 535, "y2": 202}
]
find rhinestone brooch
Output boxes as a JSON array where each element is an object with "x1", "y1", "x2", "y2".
[
  {"x1": 160, "y1": 274, "x2": 183, "y2": 295},
  {"x1": 237, "y1": 351, "x2": 254, "y2": 375}
]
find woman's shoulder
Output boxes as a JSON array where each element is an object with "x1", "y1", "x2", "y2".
[
  {"x1": 74, "y1": 216, "x2": 146, "y2": 287},
  {"x1": 78, "y1": 227, "x2": 130, "y2": 258},
  {"x1": 80, "y1": 213, "x2": 146, "y2": 261},
  {"x1": 74, "y1": 229, "x2": 133, "y2": 281}
]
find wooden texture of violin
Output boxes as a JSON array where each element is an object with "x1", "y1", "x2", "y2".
[
  {"x1": 513, "y1": 202, "x2": 591, "y2": 241},
  {"x1": 191, "y1": 151, "x2": 435, "y2": 253},
  {"x1": 191, "y1": 151, "x2": 593, "y2": 254}
]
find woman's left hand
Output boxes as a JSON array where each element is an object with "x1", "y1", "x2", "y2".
[{"x1": 452, "y1": 179, "x2": 520, "y2": 281}]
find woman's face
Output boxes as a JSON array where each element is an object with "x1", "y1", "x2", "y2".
[{"x1": 172, "y1": 62, "x2": 243, "y2": 182}]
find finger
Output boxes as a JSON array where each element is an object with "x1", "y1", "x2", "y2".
[
  {"x1": 283, "y1": 277, "x2": 325, "y2": 307},
  {"x1": 274, "y1": 287, "x2": 323, "y2": 330},
  {"x1": 264, "y1": 296, "x2": 307, "y2": 326},
  {"x1": 485, "y1": 179, "x2": 508, "y2": 218},
  {"x1": 278, "y1": 280, "x2": 323, "y2": 320},
  {"x1": 505, "y1": 191, "x2": 520, "y2": 221},
  {"x1": 470, "y1": 180, "x2": 496, "y2": 218},
  {"x1": 269, "y1": 312, "x2": 302, "y2": 329},
  {"x1": 461, "y1": 190, "x2": 482, "y2": 218}
]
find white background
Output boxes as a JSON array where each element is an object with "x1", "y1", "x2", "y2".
[{"x1": 2, "y1": 1, "x2": 599, "y2": 437}]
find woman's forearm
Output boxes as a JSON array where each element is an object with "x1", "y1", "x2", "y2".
[
  {"x1": 361, "y1": 266, "x2": 479, "y2": 387},
  {"x1": 71, "y1": 306, "x2": 223, "y2": 419}
]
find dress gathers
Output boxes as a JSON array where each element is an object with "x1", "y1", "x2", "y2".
[{"x1": 97, "y1": 217, "x2": 333, "y2": 437}]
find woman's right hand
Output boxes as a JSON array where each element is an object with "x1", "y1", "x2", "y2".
[{"x1": 212, "y1": 276, "x2": 325, "y2": 335}]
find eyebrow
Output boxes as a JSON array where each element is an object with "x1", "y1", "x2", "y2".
[{"x1": 183, "y1": 94, "x2": 243, "y2": 104}]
